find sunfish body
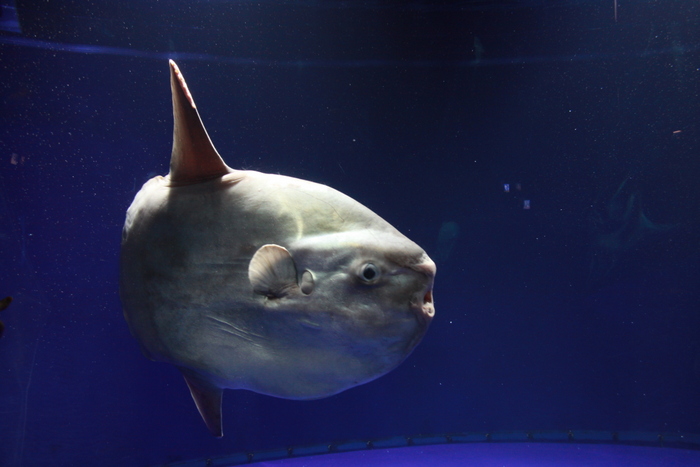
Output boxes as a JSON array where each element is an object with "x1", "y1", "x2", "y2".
[{"x1": 120, "y1": 61, "x2": 436, "y2": 437}]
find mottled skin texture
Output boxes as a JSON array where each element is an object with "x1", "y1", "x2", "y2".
[{"x1": 119, "y1": 61, "x2": 435, "y2": 436}]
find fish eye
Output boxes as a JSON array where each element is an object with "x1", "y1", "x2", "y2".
[{"x1": 359, "y1": 263, "x2": 380, "y2": 283}]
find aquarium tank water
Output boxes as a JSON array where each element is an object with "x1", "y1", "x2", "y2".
[{"x1": 1, "y1": 0, "x2": 699, "y2": 466}]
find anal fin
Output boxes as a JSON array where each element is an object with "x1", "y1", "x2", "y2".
[{"x1": 179, "y1": 367, "x2": 224, "y2": 437}]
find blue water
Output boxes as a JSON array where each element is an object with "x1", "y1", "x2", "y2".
[{"x1": 1, "y1": 1, "x2": 699, "y2": 465}]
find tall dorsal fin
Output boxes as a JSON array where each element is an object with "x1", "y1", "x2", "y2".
[{"x1": 168, "y1": 60, "x2": 231, "y2": 184}]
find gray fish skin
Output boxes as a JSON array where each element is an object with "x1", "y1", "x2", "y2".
[{"x1": 119, "y1": 61, "x2": 436, "y2": 437}]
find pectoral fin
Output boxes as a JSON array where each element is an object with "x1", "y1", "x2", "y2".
[
  {"x1": 248, "y1": 244, "x2": 298, "y2": 298},
  {"x1": 180, "y1": 368, "x2": 224, "y2": 437}
]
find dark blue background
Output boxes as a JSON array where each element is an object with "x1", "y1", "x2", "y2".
[{"x1": 1, "y1": 1, "x2": 699, "y2": 465}]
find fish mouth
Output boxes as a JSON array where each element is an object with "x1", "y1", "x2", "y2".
[
  {"x1": 403, "y1": 282, "x2": 435, "y2": 353},
  {"x1": 414, "y1": 287, "x2": 435, "y2": 325},
  {"x1": 410, "y1": 258, "x2": 436, "y2": 324},
  {"x1": 422, "y1": 288, "x2": 435, "y2": 319}
]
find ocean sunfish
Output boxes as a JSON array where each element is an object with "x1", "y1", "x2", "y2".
[{"x1": 119, "y1": 60, "x2": 436, "y2": 437}]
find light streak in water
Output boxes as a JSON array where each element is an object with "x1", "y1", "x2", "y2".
[{"x1": 1, "y1": 34, "x2": 698, "y2": 68}]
